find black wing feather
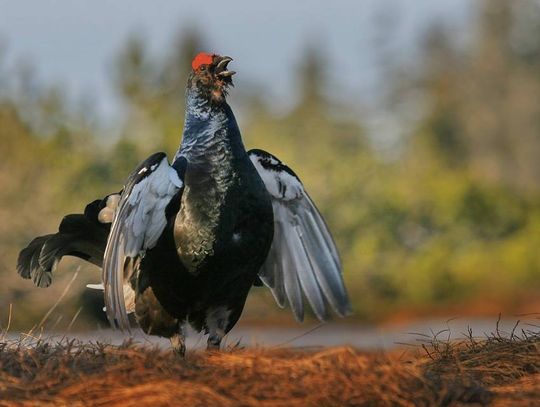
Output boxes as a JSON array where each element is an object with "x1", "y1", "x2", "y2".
[{"x1": 17, "y1": 194, "x2": 118, "y2": 287}]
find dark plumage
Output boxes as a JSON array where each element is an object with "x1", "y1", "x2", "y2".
[
  {"x1": 17, "y1": 52, "x2": 350, "y2": 354},
  {"x1": 17, "y1": 196, "x2": 113, "y2": 287}
]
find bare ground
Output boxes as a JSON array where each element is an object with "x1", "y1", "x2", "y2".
[{"x1": 0, "y1": 326, "x2": 539, "y2": 407}]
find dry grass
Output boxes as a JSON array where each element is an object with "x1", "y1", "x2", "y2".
[{"x1": 0, "y1": 325, "x2": 538, "y2": 407}]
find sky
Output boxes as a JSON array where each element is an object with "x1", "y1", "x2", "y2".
[{"x1": 0, "y1": 0, "x2": 474, "y2": 123}]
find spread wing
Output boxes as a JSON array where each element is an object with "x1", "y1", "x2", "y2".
[
  {"x1": 249, "y1": 149, "x2": 351, "y2": 322},
  {"x1": 103, "y1": 152, "x2": 185, "y2": 330}
]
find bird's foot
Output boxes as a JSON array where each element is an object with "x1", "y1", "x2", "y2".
[
  {"x1": 205, "y1": 306, "x2": 229, "y2": 352},
  {"x1": 170, "y1": 333, "x2": 186, "y2": 357},
  {"x1": 206, "y1": 334, "x2": 222, "y2": 351}
]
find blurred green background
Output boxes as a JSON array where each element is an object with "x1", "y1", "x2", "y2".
[{"x1": 1, "y1": 0, "x2": 540, "y2": 329}]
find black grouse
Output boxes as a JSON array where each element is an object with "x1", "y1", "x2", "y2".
[{"x1": 17, "y1": 52, "x2": 351, "y2": 354}]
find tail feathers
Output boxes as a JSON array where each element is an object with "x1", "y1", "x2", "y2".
[
  {"x1": 17, "y1": 211, "x2": 111, "y2": 288},
  {"x1": 17, "y1": 235, "x2": 55, "y2": 287}
]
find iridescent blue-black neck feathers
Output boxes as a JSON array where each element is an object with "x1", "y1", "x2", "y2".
[{"x1": 174, "y1": 75, "x2": 243, "y2": 164}]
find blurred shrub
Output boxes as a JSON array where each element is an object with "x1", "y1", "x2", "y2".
[{"x1": 1, "y1": 1, "x2": 540, "y2": 328}]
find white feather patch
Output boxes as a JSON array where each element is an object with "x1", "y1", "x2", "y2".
[
  {"x1": 249, "y1": 155, "x2": 303, "y2": 201},
  {"x1": 103, "y1": 155, "x2": 182, "y2": 330}
]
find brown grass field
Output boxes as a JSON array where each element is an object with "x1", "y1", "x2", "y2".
[{"x1": 0, "y1": 324, "x2": 539, "y2": 407}]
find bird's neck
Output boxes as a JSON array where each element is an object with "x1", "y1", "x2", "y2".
[{"x1": 173, "y1": 90, "x2": 244, "y2": 165}]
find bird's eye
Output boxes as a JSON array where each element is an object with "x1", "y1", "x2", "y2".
[{"x1": 199, "y1": 65, "x2": 206, "y2": 72}]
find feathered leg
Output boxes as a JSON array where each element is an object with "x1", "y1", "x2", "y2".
[
  {"x1": 205, "y1": 306, "x2": 231, "y2": 351},
  {"x1": 170, "y1": 327, "x2": 186, "y2": 356}
]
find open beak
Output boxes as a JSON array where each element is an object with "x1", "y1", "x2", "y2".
[{"x1": 215, "y1": 56, "x2": 236, "y2": 79}]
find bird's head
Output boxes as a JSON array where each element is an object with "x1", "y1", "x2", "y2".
[{"x1": 188, "y1": 52, "x2": 236, "y2": 105}]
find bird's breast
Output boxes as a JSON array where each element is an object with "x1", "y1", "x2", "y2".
[
  {"x1": 172, "y1": 156, "x2": 273, "y2": 275},
  {"x1": 173, "y1": 161, "x2": 232, "y2": 272}
]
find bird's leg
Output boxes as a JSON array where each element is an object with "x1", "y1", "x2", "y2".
[
  {"x1": 207, "y1": 331, "x2": 224, "y2": 351},
  {"x1": 170, "y1": 326, "x2": 186, "y2": 356},
  {"x1": 205, "y1": 306, "x2": 231, "y2": 351}
]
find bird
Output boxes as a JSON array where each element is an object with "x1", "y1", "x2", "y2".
[{"x1": 17, "y1": 52, "x2": 351, "y2": 355}]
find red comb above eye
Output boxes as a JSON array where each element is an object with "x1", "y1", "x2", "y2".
[{"x1": 192, "y1": 52, "x2": 215, "y2": 70}]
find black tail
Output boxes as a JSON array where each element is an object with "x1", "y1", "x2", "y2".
[{"x1": 17, "y1": 195, "x2": 115, "y2": 287}]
